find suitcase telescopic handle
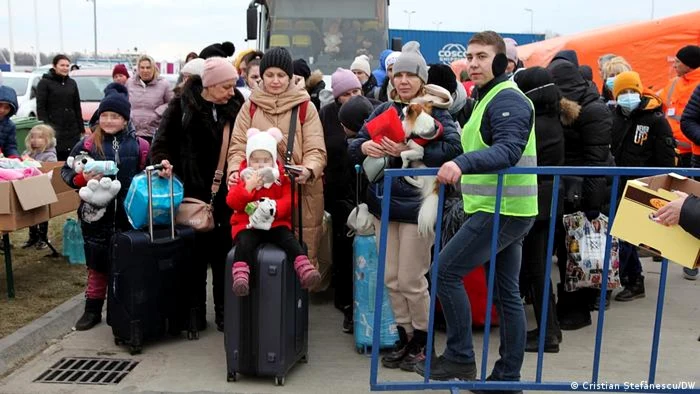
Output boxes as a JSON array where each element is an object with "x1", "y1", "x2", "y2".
[
  {"x1": 288, "y1": 172, "x2": 303, "y2": 245},
  {"x1": 145, "y1": 164, "x2": 176, "y2": 241}
]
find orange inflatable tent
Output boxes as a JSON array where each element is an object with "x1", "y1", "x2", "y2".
[{"x1": 452, "y1": 11, "x2": 700, "y2": 92}]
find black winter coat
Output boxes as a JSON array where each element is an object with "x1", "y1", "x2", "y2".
[
  {"x1": 680, "y1": 84, "x2": 700, "y2": 147},
  {"x1": 151, "y1": 75, "x2": 244, "y2": 225},
  {"x1": 37, "y1": 69, "x2": 84, "y2": 155},
  {"x1": 348, "y1": 101, "x2": 462, "y2": 224},
  {"x1": 319, "y1": 101, "x2": 355, "y2": 212},
  {"x1": 362, "y1": 74, "x2": 380, "y2": 98},
  {"x1": 611, "y1": 95, "x2": 676, "y2": 168},
  {"x1": 530, "y1": 95, "x2": 565, "y2": 220},
  {"x1": 680, "y1": 195, "x2": 700, "y2": 239},
  {"x1": 558, "y1": 89, "x2": 614, "y2": 212}
]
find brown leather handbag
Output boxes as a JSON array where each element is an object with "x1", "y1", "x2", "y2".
[{"x1": 175, "y1": 122, "x2": 231, "y2": 232}]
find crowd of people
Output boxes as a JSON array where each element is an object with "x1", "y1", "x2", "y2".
[{"x1": 1, "y1": 32, "x2": 700, "y2": 392}]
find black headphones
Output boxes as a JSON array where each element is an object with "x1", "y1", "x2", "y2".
[{"x1": 492, "y1": 53, "x2": 508, "y2": 78}]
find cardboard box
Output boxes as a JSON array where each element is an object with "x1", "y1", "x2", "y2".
[
  {"x1": 0, "y1": 174, "x2": 58, "y2": 231},
  {"x1": 611, "y1": 173, "x2": 700, "y2": 269},
  {"x1": 38, "y1": 162, "x2": 80, "y2": 217}
]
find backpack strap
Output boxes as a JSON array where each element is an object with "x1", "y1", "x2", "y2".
[
  {"x1": 249, "y1": 102, "x2": 257, "y2": 120},
  {"x1": 299, "y1": 100, "x2": 309, "y2": 126},
  {"x1": 136, "y1": 137, "x2": 150, "y2": 170}
]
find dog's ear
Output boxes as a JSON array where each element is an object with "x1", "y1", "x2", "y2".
[{"x1": 423, "y1": 101, "x2": 433, "y2": 114}]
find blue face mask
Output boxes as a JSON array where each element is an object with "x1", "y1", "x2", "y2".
[
  {"x1": 605, "y1": 77, "x2": 615, "y2": 91},
  {"x1": 617, "y1": 92, "x2": 641, "y2": 112}
]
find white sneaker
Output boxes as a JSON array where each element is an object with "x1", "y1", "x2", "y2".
[{"x1": 683, "y1": 267, "x2": 699, "y2": 280}]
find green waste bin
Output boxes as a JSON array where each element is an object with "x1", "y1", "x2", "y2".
[{"x1": 12, "y1": 117, "x2": 44, "y2": 155}]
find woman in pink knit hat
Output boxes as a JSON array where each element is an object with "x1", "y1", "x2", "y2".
[{"x1": 151, "y1": 56, "x2": 245, "y2": 332}]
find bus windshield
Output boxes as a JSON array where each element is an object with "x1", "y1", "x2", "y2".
[{"x1": 265, "y1": 0, "x2": 388, "y2": 75}]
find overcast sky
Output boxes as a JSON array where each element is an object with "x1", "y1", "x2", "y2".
[{"x1": 1, "y1": 0, "x2": 698, "y2": 61}]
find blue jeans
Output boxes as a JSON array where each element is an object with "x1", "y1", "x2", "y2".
[
  {"x1": 619, "y1": 241, "x2": 642, "y2": 284},
  {"x1": 437, "y1": 212, "x2": 534, "y2": 381}
]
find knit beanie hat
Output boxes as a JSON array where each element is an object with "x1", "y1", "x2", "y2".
[
  {"x1": 234, "y1": 48, "x2": 255, "y2": 69},
  {"x1": 181, "y1": 58, "x2": 206, "y2": 76},
  {"x1": 504, "y1": 38, "x2": 519, "y2": 64},
  {"x1": 331, "y1": 68, "x2": 362, "y2": 99},
  {"x1": 338, "y1": 96, "x2": 374, "y2": 132},
  {"x1": 293, "y1": 58, "x2": 311, "y2": 79},
  {"x1": 260, "y1": 47, "x2": 294, "y2": 78},
  {"x1": 427, "y1": 64, "x2": 458, "y2": 95},
  {"x1": 246, "y1": 127, "x2": 283, "y2": 163},
  {"x1": 613, "y1": 71, "x2": 643, "y2": 98},
  {"x1": 202, "y1": 57, "x2": 239, "y2": 87},
  {"x1": 199, "y1": 41, "x2": 235, "y2": 60},
  {"x1": 112, "y1": 64, "x2": 129, "y2": 79},
  {"x1": 579, "y1": 65, "x2": 594, "y2": 82},
  {"x1": 384, "y1": 51, "x2": 400, "y2": 70},
  {"x1": 351, "y1": 55, "x2": 372, "y2": 77},
  {"x1": 103, "y1": 82, "x2": 129, "y2": 100},
  {"x1": 393, "y1": 41, "x2": 428, "y2": 83},
  {"x1": 97, "y1": 88, "x2": 131, "y2": 120},
  {"x1": 676, "y1": 45, "x2": 700, "y2": 69}
]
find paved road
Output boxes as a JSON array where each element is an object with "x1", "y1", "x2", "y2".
[{"x1": 1, "y1": 258, "x2": 698, "y2": 393}]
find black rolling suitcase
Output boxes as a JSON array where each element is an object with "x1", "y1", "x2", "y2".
[
  {"x1": 224, "y1": 178, "x2": 309, "y2": 386},
  {"x1": 107, "y1": 165, "x2": 198, "y2": 354}
]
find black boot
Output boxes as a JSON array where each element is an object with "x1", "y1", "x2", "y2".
[
  {"x1": 215, "y1": 305, "x2": 224, "y2": 332},
  {"x1": 614, "y1": 275, "x2": 645, "y2": 302},
  {"x1": 35, "y1": 222, "x2": 49, "y2": 250},
  {"x1": 382, "y1": 325, "x2": 409, "y2": 369},
  {"x1": 75, "y1": 298, "x2": 104, "y2": 331},
  {"x1": 342, "y1": 305, "x2": 353, "y2": 334},
  {"x1": 592, "y1": 290, "x2": 612, "y2": 310},
  {"x1": 400, "y1": 329, "x2": 429, "y2": 372},
  {"x1": 556, "y1": 284, "x2": 591, "y2": 331},
  {"x1": 22, "y1": 226, "x2": 40, "y2": 249}
]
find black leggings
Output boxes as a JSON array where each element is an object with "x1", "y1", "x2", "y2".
[{"x1": 233, "y1": 227, "x2": 305, "y2": 267}]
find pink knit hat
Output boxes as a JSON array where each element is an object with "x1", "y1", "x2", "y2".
[
  {"x1": 331, "y1": 68, "x2": 362, "y2": 99},
  {"x1": 202, "y1": 57, "x2": 239, "y2": 87}
]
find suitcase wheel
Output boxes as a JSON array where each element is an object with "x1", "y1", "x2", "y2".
[
  {"x1": 275, "y1": 376, "x2": 285, "y2": 386},
  {"x1": 356, "y1": 346, "x2": 367, "y2": 355},
  {"x1": 129, "y1": 345, "x2": 142, "y2": 355},
  {"x1": 300, "y1": 354, "x2": 308, "y2": 364},
  {"x1": 227, "y1": 372, "x2": 238, "y2": 382},
  {"x1": 187, "y1": 329, "x2": 199, "y2": 341}
]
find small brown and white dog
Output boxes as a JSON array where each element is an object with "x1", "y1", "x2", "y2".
[{"x1": 401, "y1": 102, "x2": 441, "y2": 237}]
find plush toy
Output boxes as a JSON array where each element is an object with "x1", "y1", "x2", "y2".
[
  {"x1": 66, "y1": 151, "x2": 94, "y2": 174},
  {"x1": 239, "y1": 166, "x2": 280, "y2": 189},
  {"x1": 246, "y1": 197, "x2": 277, "y2": 230},
  {"x1": 78, "y1": 177, "x2": 122, "y2": 223},
  {"x1": 324, "y1": 23, "x2": 343, "y2": 54}
]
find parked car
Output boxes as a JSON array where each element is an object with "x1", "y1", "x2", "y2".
[
  {"x1": 2, "y1": 72, "x2": 42, "y2": 118},
  {"x1": 69, "y1": 69, "x2": 113, "y2": 131}
]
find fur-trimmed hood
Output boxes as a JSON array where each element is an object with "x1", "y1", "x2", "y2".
[
  {"x1": 559, "y1": 97, "x2": 581, "y2": 126},
  {"x1": 180, "y1": 74, "x2": 244, "y2": 130},
  {"x1": 306, "y1": 70, "x2": 325, "y2": 91}
]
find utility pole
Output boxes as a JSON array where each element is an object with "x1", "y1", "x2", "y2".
[
  {"x1": 58, "y1": 0, "x2": 64, "y2": 52},
  {"x1": 7, "y1": 0, "x2": 15, "y2": 69},
  {"x1": 650, "y1": 0, "x2": 655, "y2": 19},
  {"x1": 403, "y1": 10, "x2": 416, "y2": 29},
  {"x1": 524, "y1": 8, "x2": 534, "y2": 36},
  {"x1": 33, "y1": 0, "x2": 40, "y2": 66},
  {"x1": 87, "y1": 0, "x2": 97, "y2": 58}
]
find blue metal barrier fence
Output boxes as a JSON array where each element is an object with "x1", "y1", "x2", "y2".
[{"x1": 370, "y1": 166, "x2": 700, "y2": 393}]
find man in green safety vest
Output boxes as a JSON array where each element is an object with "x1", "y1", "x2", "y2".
[{"x1": 415, "y1": 31, "x2": 537, "y2": 392}]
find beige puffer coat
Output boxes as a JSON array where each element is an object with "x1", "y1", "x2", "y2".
[{"x1": 228, "y1": 76, "x2": 327, "y2": 274}]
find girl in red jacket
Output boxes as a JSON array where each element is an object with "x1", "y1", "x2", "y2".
[{"x1": 226, "y1": 127, "x2": 321, "y2": 296}]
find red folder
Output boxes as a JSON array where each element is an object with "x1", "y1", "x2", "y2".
[{"x1": 365, "y1": 106, "x2": 405, "y2": 144}]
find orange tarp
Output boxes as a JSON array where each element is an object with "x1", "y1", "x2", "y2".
[{"x1": 451, "y1": 11, "x2": 700, "y2": 92}]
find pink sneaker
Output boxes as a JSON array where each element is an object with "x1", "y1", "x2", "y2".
[
  {"x1": 232, "y1": 262, "x2": 250, "y2": 296},
  {"x1": 293, "y1": 256, "x2": 321, "y2": 290}
]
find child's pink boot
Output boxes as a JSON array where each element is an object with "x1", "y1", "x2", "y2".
[
  {"x1": 293, "y1": 256, "x2": 321, "y2": 290},
  {"x1": 232, "y1": 262, "x2": 250, "y2": 296}
]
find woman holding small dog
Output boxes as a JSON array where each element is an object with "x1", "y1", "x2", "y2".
[
  {"x1": 61, "y1": 84, "x2": 148, "y2": 331},
  {"x1": 226, "y1": 127, "x2": 321, "y2": 296},
  {"x1": 348, "y1": 41, "x2": 462, "y2": 372}
]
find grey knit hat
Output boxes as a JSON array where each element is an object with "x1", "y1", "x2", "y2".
[{"x1": 393, "y1": 41, "x2": 428, "y2": 83}]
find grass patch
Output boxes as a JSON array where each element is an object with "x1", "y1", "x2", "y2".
[{"x1": 0, "y1": 213, "x2": 86, "y2": 339}]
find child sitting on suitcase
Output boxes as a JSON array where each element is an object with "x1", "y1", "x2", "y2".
[
  {"x1": 226, "y1": 127, "x2": 321, "y2": 296},
  {"x1": 61, "y1": 83, "x2": 149, "y2": 331}
]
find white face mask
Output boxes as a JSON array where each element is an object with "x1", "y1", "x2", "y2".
[{"x1": 617, "y1": 92, "x2": 641, "y2": 112}]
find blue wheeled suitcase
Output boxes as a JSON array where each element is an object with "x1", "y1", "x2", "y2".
[
  {"x1": 349, "y1": 165, "x2": 398, "y2": 354},
  {"x1": 107, "y1": 165, "x2": 198, "y2": 355}
]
